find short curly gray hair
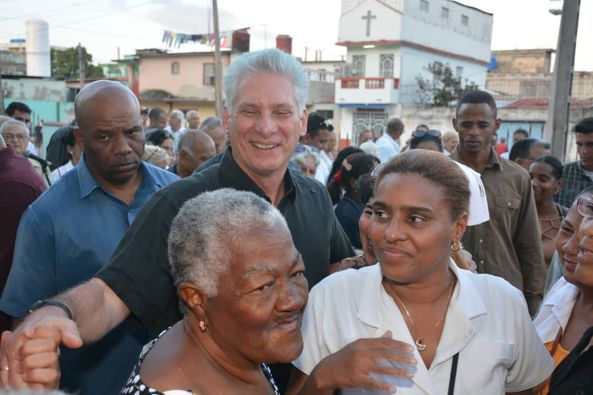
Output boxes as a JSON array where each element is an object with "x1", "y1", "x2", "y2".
[
  {"x1": 168, "y1": 188, "x2": 289, "y2": 304},
  {"x1": 223, "y1": 48, "x2": 309, "y2": 115}
]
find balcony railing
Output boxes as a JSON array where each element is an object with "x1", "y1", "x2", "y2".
[{"x1": 339, "y1": 77, "x2": 399, "y2": 89}]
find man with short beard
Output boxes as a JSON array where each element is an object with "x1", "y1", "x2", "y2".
[{"x1": 0, "y1": 80, "x2": 178, "y2": 394}]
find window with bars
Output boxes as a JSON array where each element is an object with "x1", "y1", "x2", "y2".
[
  {"x1": 203, "y1": 63, "x2": 215, "y2": 86},
  {"x1": 380, "y1": 54, "x2": 394, "y2": 77},
  {"x1": 420, "y1": 0, "x2": 429, "y2": 12},
  {"x1": 352, "y1": 55, "x2": 366, "y2": 77}
]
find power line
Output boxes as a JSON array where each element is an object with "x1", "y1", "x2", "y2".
[
  {"x1": 0, "y1": 0, "x2": 98, "y2": 22},
  {"x1": 0, "y1": 0, "x2": 153, "y2": 40}
]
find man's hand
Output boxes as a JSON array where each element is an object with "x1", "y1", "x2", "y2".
[
  {"x1": 0, "y1": 306, "x2": 82, "y2": 389},
  {"x1": 308, "y1": 331, "x2": 417, "y2": 393}
]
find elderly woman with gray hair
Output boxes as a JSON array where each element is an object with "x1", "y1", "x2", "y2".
[{"x1": 121, "y1": 188, "x2": 308, "y2": 394}]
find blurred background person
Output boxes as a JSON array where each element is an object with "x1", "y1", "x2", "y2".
[
  {"x1": 170, "y1": 130, "x2": 216, "y2": 178},
  {"x1": 140, "y1": 107, "x2": 149, "y2": 128},
  {"x1": 142, "y1": 144, "x2": 171, "y2": 169},
  {"x1": 199, "y1": 116, "x2": 227, "y2": 154},
  {"x1": 375, "y1": 117, "x2": 404, "y2": 163},
  {"x1": 302, "y1": 112, "x2": 334, "y2": 184},
  {"x1": 0, "y1": 120, "x2": 50, "y2": 185},
  {"x1": 146, "y1": 107, "x2": 168, "y2": 134},
  {"x1": 495, "y1": 137, "x2": 508, "y2": 155},
  {"x1": 442, "y1": 131, "x2": 459, "y2": 155},
  {"x1": 291, "y1": 148, "x2": 319, "y2": 178},
  {"x1": 45, "y1": 122, "x2": 78, "y2": 171},
  {"x1": 326, "y1": 146, "x2": 363, "y2": 204},
  {"x1": 325, "y1": 129, "x2": 339, "y2": 160},
  {"x1": 5, "y1": 101, "x2": 37, "y2": 155},
  {"x1": 166, "y1": 109, "x2": 186, "y2": 142},
  {"x1": 501, "y1": 128, "x2": 529, "y2": 159},
  {"x1": 186, "y1": 110, "x2": 201, "y2": 130},
  {"x1": 529, "y1": 156, "x2": 567, "y2": 268},
  {"x1": 146, "y1": 129, "x2": 175, "y2": 159},
  {"x1": 410, "y1": 129, "x2": 443, "y2": 152},
  {"x1": 331, "y1": 153, "x2": 379, "y2": 250},
  {"x1": 49, "y1": 128, "x2": 82, "y2": 184},
  {"x1": 358, "y1": 129, "x2": 374, "y2": 145},
  {"x1": 509, "y1": 138, "x2": 548, "y2": 170}
]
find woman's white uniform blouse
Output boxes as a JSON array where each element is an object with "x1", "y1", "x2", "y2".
[{"x1": 293, "y1": 262, "x2": 553, "y2": 395}]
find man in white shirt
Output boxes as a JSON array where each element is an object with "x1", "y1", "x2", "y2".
[{"x1": 376, "y1": 117, "x2": 404, "y2": 163}]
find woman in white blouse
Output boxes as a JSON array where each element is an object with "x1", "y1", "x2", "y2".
[{"x1": 288, "y1": 150, "x2": 553, "y2": 395}]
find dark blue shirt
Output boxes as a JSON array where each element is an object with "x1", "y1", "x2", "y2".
[
  {"x1": 0, "y1": 155, "x2": 179, "y2": 394},
  {"x1": 335, "y1": 194, "x2": 364, "y2": 249}
]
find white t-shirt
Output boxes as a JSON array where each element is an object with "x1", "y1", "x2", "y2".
[
  {"x1": 293, "y1": 262, "x2": 553, "y2": 395},
  {"x1": 375, "y1": 133, "x2": 400, "y2": 163}
]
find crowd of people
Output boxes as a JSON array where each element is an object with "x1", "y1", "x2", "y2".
[{"x1": 1, "y1": 47, "x2": 593, "y2": 395}]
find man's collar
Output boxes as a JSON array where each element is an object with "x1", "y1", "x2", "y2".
[
  {"x1": 77, "y1": 155, "x2": 150, "y2": 199},
  {"x1": 450, "y1": 148, "x2": 502, "y2": 172},
  {"x1": 218, "y1": 147, "x2": 296, "y2": 204}
]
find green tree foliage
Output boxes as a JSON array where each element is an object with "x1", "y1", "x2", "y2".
[
  {"x1": 51, "y1": 46, "x2": 104, "y2": 80},
  {"x1": 416, "y1": 61, "x2": 480, "y2": 107}
]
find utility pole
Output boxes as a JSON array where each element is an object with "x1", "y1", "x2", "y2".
[
  {"x1": 545, "y1": 0, "x2": 581, "y2": 161},
  {"x1": 212, "y1": 0, "x2": 223, "y2": 117},
  {"x1": 78, "y1": 43, "x2": 86, "y2": 91}
]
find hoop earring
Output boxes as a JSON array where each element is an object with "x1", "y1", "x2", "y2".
[
  {"x1": 450, "y1": 240, "x2": 462, "y2": 252},
  {"x1": 199, "y1": 320, "x2": 207, "y2": 332}
]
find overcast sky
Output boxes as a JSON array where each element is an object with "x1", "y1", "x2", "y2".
[{"x1": 0, "y1": 0, "x2": 591, "y2": 70}]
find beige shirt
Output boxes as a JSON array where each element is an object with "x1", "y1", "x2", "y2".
[{"x1": 450, "y1": 149, "x2": 546, "y2": 315}]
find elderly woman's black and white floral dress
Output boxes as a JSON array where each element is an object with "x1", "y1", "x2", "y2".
[{"x1": 120, "y1": 329, "x2": 281, "y2": 395}]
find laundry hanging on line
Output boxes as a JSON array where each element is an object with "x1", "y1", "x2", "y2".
[{"x1": 162, "y1": 29, "x2": 243, "y2": 49}]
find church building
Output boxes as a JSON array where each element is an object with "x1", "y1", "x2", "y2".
[{"x1": 335, "y1": 0, "x2": 492, "y2": 143}]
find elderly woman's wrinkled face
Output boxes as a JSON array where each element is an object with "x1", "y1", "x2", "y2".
[
  {"x1": 369, "y1": 173, "x2": 462, "y2": 283},
  {"x1": 555, "y1": 205, "x2": 582, "y2": 285},
  {"x1": 205, "y1": 223, "x2": 308, "y2": 364}
]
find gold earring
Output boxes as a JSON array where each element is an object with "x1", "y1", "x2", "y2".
[
  {"x1": 450, "y1": 240, "x2": 462, "y2": 252},
  {"x1": 199, "y1": 320, "x2": 207, "y2": 332}
]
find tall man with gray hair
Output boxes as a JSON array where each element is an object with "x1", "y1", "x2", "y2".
[{"x1": 1, "y1": 48, "x2": 354, "y2": 392}]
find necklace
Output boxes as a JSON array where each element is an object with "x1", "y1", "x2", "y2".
[{"x1": 387, "y1": 275, "x2": 457, "y2": 352}]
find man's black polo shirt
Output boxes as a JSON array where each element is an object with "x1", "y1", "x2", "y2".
[{"x1": 97, "y1": 148, "x2": 353, "y2": 336}]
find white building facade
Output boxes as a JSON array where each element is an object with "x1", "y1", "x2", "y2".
[{"x1": 336, "y1": 0, "x2": 492, "y2": 143}]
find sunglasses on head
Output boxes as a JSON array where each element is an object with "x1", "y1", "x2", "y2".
[{"x1": 412, "y1": 130, "x2": 441, "y2": 139}]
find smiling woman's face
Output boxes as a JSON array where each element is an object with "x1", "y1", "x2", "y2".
[
  {"x1": 203, "y1": 223, "x2": 309, "y2": 365},
  {"x1": 369, "y1": 172, "x2": 462, "y2": 284}
]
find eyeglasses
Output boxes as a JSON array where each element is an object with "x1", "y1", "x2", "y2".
[
  {"x1": 576, "y1": 195, "x2": 593, "y2": 218},
  {"x1": 3, "y1": 133, "x2": 28, "y2": 141},
  {"x1": 371, "y1": 162, "x2": 386, "y2": 178},
  {"x1": 412, "y1": 130, "x2": 441, "y2": 139}
]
